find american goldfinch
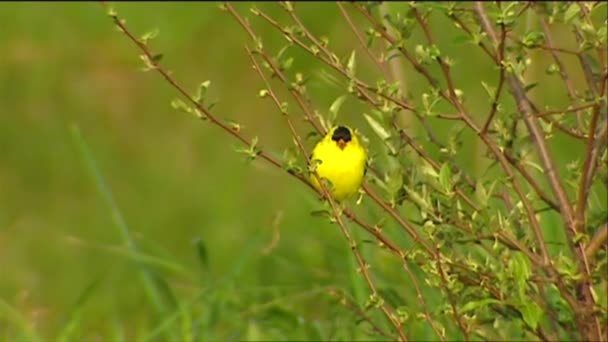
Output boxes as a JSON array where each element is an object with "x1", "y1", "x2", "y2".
[{"x1": 310, "y1": 125, "x2": 367, "y2": 201}]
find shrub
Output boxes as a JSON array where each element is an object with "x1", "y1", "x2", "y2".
[{"x1": 107, "y1": 2, "x2": 607, "y2": 340}]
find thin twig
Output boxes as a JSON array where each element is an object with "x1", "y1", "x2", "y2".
[
  {"x1": 481, "y1": 21, "x2": 507, "y2": 134},
  {"x1": 538, "y1": 14, "x2": 585, "y2": 129},
  {"x1": 326, "y1": 288, "x2": 394, "y2": 339},
  {"x1": 336, "y1": 2, "x2": 388, "y2": 75},
  {"x1": 586, "y1": 223, "x2": 608, "y2": 261},
  {"x1": 226, "y1": 4, "x2": 324, "y2": 135},
  {"x1": 534, "y1": 102, "x2": 597, "y2": 118},
  {"x1": 228, "y1": 6, "x2": 407, "y2": 339},
  {"x1": 474, "y1": 3, "x2": 602, "y2": 340},
  {"x1": 475, "y1": 2, "x2": 572, "y2": 260}
]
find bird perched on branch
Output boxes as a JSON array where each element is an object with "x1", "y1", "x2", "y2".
[{"x1": 309, "y1": 125, "x2": 367, "y2": 201}]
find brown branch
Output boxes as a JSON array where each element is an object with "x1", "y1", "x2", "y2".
[
  {"x1": 104, "y1": 10, "x2": 407, "y2": 340},
  {"x1": 102, "y1": 5, "x2": 312, "y2": 187},
  {"x1": 575, "y1": 102, "x2": 602, "y2": 228},
  {"x1": 577, "y1": 2, "x2": 607, "y2": 81},
  {"x1": 574, "y1": 29, "x2": 600, "y2": 97},
  {"x1": 258, "y1": 2, "x2": 454, "y2": 168},
  {"x1": 535, "y1": 44, "x2": 581, "y2": 55},
  {"x1": 412, "y1": 8, "x2": 460, "y2": 105},
  {"x1": 434, "y1": 256, "x2": 470, "y2": 341},
  {"x1": 586, "y1": 223, "x2": 608, "y2": 261},
  {"x1": 247, "y1": 5, "x2": 453, "y2": 263},
  {"x1": 416, "y1": 9, "x2": 459, "y2": 100},
  {"x1": 482, "y1": 22, "x2": 507, "y2": 135},
  {"x1": 354, "y1": 5, "x2": 571, "y2": 245},
  {"x1": 475, "y1": 1, "x2": 574, "y2": 253},
  {"x1": 528, "y1": 100, "x2": 588, "y2": 140},
  {"x1": 323, "y1": 185, "x2": 408, "y2": 341},
  {"x1": 474, "y1": 3, "x2": 602, "y2": 340},
  {"x1": 231, "y1": 1, "x2": 441, "y2": 264},
  {"x1": 320, "y1": 179, "x2": 408, "y2": 341},
  {"x1": 502, "y1": 152, "x2": 560, "y2": 211},
  {"x1": 357, "y1": 3, "x2": 565, "y2": 216},
  {"x1": 534, "y1": 102, "x2": 597, "y2": 118},
  {"x1": 244, "y1": 21, "x2": 470, "y2": 328},
  {"x1": 413, "y1": 4, "x2": 558, "y2": 275},
  {"x1": 229, "y1": 6, "x2": 407, "y2": 339}
]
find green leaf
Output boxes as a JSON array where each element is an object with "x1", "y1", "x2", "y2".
[
  {"x1": 459, "y1": 298, "x2": 502, "y2": 314},
  {"x1": 510, "y1": 251, "x2": 532, "y2": 300},
  {"x1": 275, "y1": 44, "x2": 291, "y2": 61},
  {"x1": 363, "y1": 113, "x2": 390, "y2": 141},
  {"x1": 404, "y1": 185, "x2": 432, "y2": 213},
  {"x1": 420, "y1": 160, "x2": 439, "y2": 179},
  {"x1": 517, "y1": 301, "x2": 542, "y2": 330},
  {"x1": 281, "y1": 147, "x2": 302, "y2": 174},
  {"x1": 421, "y1": 91, "x2": 440, "y2": 116},
  {"x1": 106, "y1": 5, "x2": 117, "y2": 17},
  {"x1": 385, "y1": 168, "x2": 404, "y2": 199},
  {"x1": 140, "y1": 28, "x2": 159, "y2": 44},
  {"x1": 521, "y1": 31, "x2": 545, "y2": 48},
  {"x1": 524, "y1": 82, "x2": 539, "y2": 93},
  {"x1": 310, "y1": 209, "x2": 332, "y2": 218},
  {"x1": 545, "y1": 63, "x2": 560, "y2": 75},
  {"x1": 171, "y1": 98, "x2": 192, "y2": 114},
  {"x1": 235, "y1": 137, "x2": 261, "y2": 161},
  {"x1": 396, "y1": 306, "x2": 410, "y2": 323},
  {"x1": 328, "y1": 95, "x2": 347, "y2": 124},
  {"x1": 439, "y1": 163, "x2": 453, "y2": 196},
  {"x1": 564, "y1": 3, "x2": 581, "y2": 23},
  {"x1": 194, "y1": 80, "x2": 211, "y2": 104},
  {"x1": 522, "y1": 160, "x2": 544, "y2": 173},
  {"x1": 150, "y1": 53, "x2": 163, "y2": 64},
  {"x1": 481, "y1": 81, "x2": 495, "y2": 99},
  {"x1": 258, "y1": 89, "x2": 269, "y2": 98},
  {"x1": 475, "y1": 180, "x2": 489, "y2": 208},
  {"x1": 346, "y1": 50, "x2": 357, "y2": 76},
  {"x1": 281, "y1": 57, "x2": 294, "y2": 71},
  {"x1": 193, "y1": 237, "x2": 208, "y2": 270}
]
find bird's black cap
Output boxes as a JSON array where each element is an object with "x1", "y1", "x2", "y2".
[{"x1": 331, "y1": 126, "x2": 352, "y2": 142}]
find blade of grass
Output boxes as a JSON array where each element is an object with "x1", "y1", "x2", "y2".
[
  {"x1": 68, "y1": 236, "x2": 194, "y2": 281},
  {"x1": 143, "y1": 292, "x2": 206, "y2": 342},
  {"x1": 69, "y1": 124, "x2": 177, "y2": 333},
  {"x1": 56, "y1": 275, "x2": 104, "y2": 342},
  {"x1": 0, "y1": 297, "x2": 41, "y2": 342}
]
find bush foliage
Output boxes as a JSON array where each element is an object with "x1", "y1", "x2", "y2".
[{"x1": 99, "y1": 1, "x2": 607, "y2": 341}]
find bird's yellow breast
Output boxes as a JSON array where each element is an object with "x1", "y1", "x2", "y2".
[{"x1": 310, "y1": 138, "x2": 367, "y2": 201}]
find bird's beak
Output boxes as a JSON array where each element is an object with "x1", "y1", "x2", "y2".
[{"x1": 337, "y1": 139, "x2": 347, "y2": 150}]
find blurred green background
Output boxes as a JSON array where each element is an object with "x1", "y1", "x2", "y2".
[
  {"x1": 0, "y1": 2, "x2": 603, "y2": 341},
  {"x1": 0, "y1": 2, "x2": 390, "y2": 340}
]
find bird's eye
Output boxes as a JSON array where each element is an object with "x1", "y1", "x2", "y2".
[{"x1": 331, "y1": 126, "x2": 352, "y2": 142}]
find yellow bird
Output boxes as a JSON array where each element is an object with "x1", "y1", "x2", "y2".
[{"x1": 310, "y1": 125, "x2": 367, "y2": 201}]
